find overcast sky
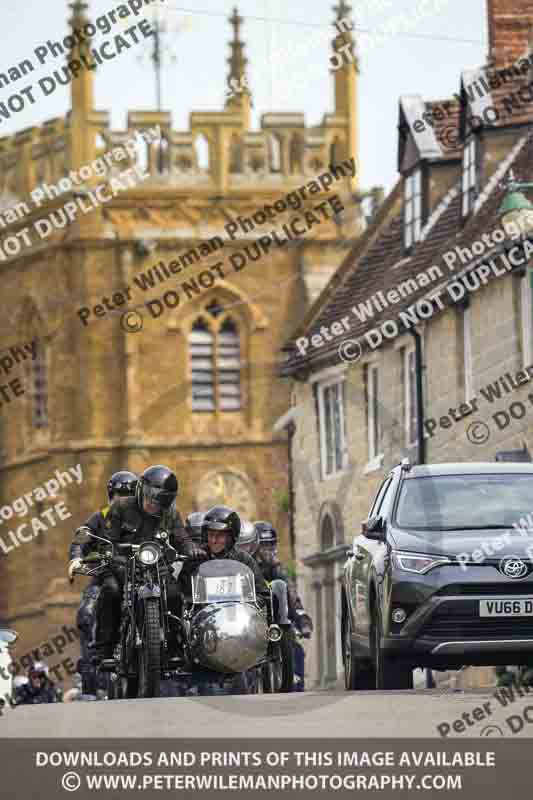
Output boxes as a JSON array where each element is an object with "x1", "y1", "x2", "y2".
[{"x1": 0, "y1": 0, "x2": 487, "y2": 194}]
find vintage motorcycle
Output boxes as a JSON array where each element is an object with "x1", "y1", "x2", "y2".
[
  {"x1": 71, "y1": 527, "x2": 182, "y2": 699},
  {"x1": 72, "y1": 530, "x2": 294, "y2": 698}
]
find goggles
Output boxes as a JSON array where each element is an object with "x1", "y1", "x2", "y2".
[
  {"x1": 112, "y1": 480, "x2": 136, "y2": 495},
  {"x1": 143, "y1": 484, "x2": 175, "y2": 510}
]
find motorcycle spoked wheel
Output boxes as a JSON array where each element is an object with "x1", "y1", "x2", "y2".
[
  {"x1": 137, "y1": 598, "x2": 161, "y2": 698},
  {"x1": 119, "y1": 620, "x2": 139, "y2": 699},
  {"x1": 261, "y1": 660, "x2": 280, "y2": 693},
  {"x1": 261, "y1": 632, "x2": 294, "y2": 693},
  {"x1": 105, "y1": 672, "x2": 121, "y2": 701}
]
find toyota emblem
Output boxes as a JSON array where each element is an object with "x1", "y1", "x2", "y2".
[{"x1": 499, "y1": 557, "x2": 529, "y2": 579}]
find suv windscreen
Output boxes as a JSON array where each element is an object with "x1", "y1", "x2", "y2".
[{"x1": 394, "y1": 474, "x2": 533, "y2": 530}]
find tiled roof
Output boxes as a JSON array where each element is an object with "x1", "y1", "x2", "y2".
[
  {"x1": 281, "y1": 126, "x2": 533, "y2": 376},
  {"x1": 285, "y1": 179, "x2": 404, "y2": 347}
]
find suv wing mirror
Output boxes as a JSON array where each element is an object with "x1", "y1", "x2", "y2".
[{"x1": 361, "y1": 516, "x2": 385, "y2": 541}]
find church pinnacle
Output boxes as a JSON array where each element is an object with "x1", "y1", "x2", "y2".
[
  {"x1": 68, "y1": 0, "x2": 95, "y2": 168},
  {"x1": 332, "y1": 0, "x2": 356, "y2": 68},
  {"x1": 225, "y1": 7, "x2": 251, "y2": 111}
]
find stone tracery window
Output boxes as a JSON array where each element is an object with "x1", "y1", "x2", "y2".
[{"x1": 189, "y1": 301, "x2": 241, "y2": 412}]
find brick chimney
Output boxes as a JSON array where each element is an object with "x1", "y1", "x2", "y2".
[{"x1": 487, "y1": 0, "x2": 533, "y2": 67}]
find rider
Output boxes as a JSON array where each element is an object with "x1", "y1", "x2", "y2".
[
  {"x1": 179, "y1": 506, "x2": 269, "y2": 599},
  {"x1": 68, "y1": 470, "x2": 138, "y2": 698},
  {"x1": 250, "y1": 521, "x2": 313, "y2": 691},
  {"x1": 185, "y1": 511, "x2": 205, "y2": 545},
  {"x1": 73, "y1": 465, "x2": 201, "y2": 666},
  {"x1": 14, "y1": 661, "x2": 62, "y2": 705}
]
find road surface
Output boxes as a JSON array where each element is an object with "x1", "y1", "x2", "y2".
[{"x1": 2, "y1": 687, "x2": 531, "y2": 738}]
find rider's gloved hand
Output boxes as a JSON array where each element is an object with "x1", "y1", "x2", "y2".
[
  {"x1": 188, "y1": 544, "x2": 207, "y2": 559},
  {"x1": 68, "y1": 558, "x2": 83, "y2": 582}
]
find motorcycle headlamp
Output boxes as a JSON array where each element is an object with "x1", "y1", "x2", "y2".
[
  {"x1": 137, "y1": 543, "x2": 161, "y2": 566},
  {"x1": 392, "y1": 551, "x2": 451, "y2": 575}
]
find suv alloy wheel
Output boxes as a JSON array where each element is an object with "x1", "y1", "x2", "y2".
[{"x1": 343, "y1": 605, "x2": 375, "y2": 690}]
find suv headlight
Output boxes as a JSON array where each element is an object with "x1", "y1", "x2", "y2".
[
  {"x1": 137, "y1": 543, "x2": 161, "y2": 566},
  {"x1": 393, "y1": 551, "x2": 451, "y2": 574}
]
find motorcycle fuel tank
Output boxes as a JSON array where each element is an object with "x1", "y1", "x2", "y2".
[{"x1": 189, "y1": 603, "x2": 268, "y2": 673}]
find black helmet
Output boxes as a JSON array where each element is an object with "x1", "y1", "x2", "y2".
[
  {"x1": 136, "y1": 465, "x2": 178, "y2": 517},
  {"x1": 201, "y1": 506, "x2": 241, "y2": 551},
  {"x1": 28, "y1": 661, "x2": 49, "y2": 679},
  {"x1": 254, "y1": 521, "x2": 278, "y2": 564},
  {"x1": 254, "y1": 521, "x2": 277, "y2": 547},
  {"x1": 107, "y1": 470, "x2": 138, "y2": 502},
  {"x1": 237, "y1": 519, "x2": 257, "y2": 554},
  {"x1": 185, "y1": 511, "x2": 205, "y2": 543}
]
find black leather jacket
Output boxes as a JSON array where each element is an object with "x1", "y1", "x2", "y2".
[
  {"x1": 15, "y1": 680, "x2": 61, "y2": 705},
  {"x1": 69, "y1": 498, "x2": 197, "y2": 561},
  {"x1": 69, "y1": 505, "x2": 112, "y2": 561},
  {"x1": 256, "y1": 555, "x2": 289, "y2": 585}
]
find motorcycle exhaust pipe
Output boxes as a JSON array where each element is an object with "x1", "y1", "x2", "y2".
[{"x1": 268, "y1": 624, "x2": 282, "y2": 643}]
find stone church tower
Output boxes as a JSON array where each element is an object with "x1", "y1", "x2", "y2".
[{"x1": 0, "y1": 0, "x2": 361, "y2": 669}]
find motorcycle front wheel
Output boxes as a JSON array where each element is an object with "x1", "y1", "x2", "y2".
[
  {"x1": 119, "y1": 620, "x2": 139, "y2": 699},
  {"x1": 138, "y1": 598, "x2": 161, "y2": 698}
]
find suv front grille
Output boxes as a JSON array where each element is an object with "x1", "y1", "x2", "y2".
[
  {"x1": 423, "y1": 617, "x2": 533, "y2": 639},
  {"x1": 423, "y1": 600, "x2": 533, "y2": 640},
  {"x1": 436, "y1": 583, "x2": 533, "y2": 597}
]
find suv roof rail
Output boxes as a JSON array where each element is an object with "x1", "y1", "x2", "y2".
[{"x1": 400, "y1": 458, "x2": 411, "y2": 472}]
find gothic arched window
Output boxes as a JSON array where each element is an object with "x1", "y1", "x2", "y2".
[
  {"x1": 157, "y1": 137, "x2": 169, "y2": 174},
  {"x1": 136, "y1": 136, "x2": 150, "y2": 174},
  {"x1": 321, "y1": 514, "x2": 335, "y2": 551},
  {"x1": 229, "y1": 134, "x2": 243, "y2": 173},
  {"x1": 289, "y1": 134, "x2": 303, "y2": 174},
  {"x1": 189, "y1": 302, "x2": 241, "y2": 412},
  {"x1": 194, "y1": 133, "x2": 210, "y2": 170},
  {"x1": 32, "y1": 336, "x2": 48, "y2": 428},
  {"x1": 329, "y1": 136, "x2": 344, "y2": 166},
  {"x1": 269, "y1": 133, "x2": 282, "y2": 173}
]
